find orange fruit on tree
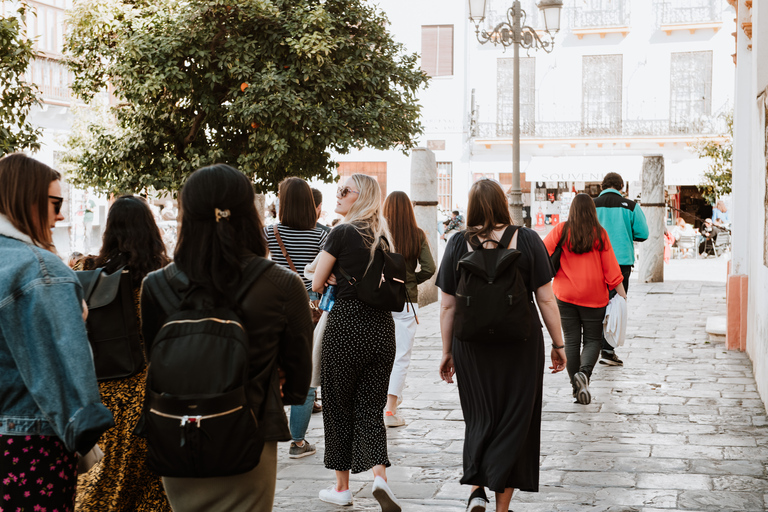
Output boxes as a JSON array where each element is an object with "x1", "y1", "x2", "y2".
[{"x1": 241, "y1": 83, "x2": 249, "y2": 92}]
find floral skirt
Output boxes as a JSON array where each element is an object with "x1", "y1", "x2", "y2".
[{"x1": 0, "y1": 434, "x2": 77, "y2": 512}]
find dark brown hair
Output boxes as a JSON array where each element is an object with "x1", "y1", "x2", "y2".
[
  {"x1": 563, "y1": 193, "x2": 606, "y2": 254},
  {"x1": 175, "y1": 164, "x2": 267, "y2": 303},
  {"x1": 278, "y1": 177, "x2": 316, "y2": 230},
  {"x1": 88, "y1": 196, "x2": 170, "y2": 286},
  {"x1": 0, "y1": 153, "x2": 61, "y2": 252},
  {"x1": 601, "y1": 172, "x2": 624, "y2": 191},
  {"x1": 466, "y1": 179, "x2": 512, "y2": 245},
  {"x1": 383, "y1": 191, "x2": 423, "y2": 261}
]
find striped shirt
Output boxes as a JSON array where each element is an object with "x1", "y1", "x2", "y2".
[{"x1": 264, "y1": 223, "x2": 328, "y2": 291}]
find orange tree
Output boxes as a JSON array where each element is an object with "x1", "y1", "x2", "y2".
[
  {"x1": 64, "y1": 0, "x2": 428, "y2": 195},
  {"x1": 0, "y1": 5, "x2": 41, "y2": 155}
]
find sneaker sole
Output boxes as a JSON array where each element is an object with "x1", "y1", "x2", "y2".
[
  {"x1": 467, "y1": 497, "x2": 487, "y2": 512},
  {"x1": 385, "y1": 421, "x2": 406, "y2": 428},
  {"x1": 372, "y1": 487, "x2": 402, "y2": 512},
  {"x1": 574, "y1": 373, "x2": 591, "y2": 405},
  {"x1": 318, "y1": 496, "x2": 352, "y2": 506},
  {"x1": 289, "y1": 448, "x2": 316, "y2": 459},
  {"x1": 599, "y1": 359, "x2": 623, "y2": 367}
]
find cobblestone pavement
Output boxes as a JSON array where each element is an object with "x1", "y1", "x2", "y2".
[{"x1": 273, "y1": 280, "x2": 768, "y2": 511}]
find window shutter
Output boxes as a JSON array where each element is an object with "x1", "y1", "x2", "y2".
[
  {"x1": 421, "y1": 26, "x2": 438, "y2": 76},
  {"x1": 437, "y1": 26, "x2": 454, "y2": 76}
]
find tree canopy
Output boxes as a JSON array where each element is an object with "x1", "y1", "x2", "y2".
[
  {"x1": 64, "y1": 0, "x2": 429, "y2": 195},
  {"x1": 0, "y1": 5, "x2": 41, "y2": 155},
  {"x1": 695, "y1": 112, "x2": 732, "y2": 204}
]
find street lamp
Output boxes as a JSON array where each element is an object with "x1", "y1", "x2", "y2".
[{"x1": 468, "y1": 0, "x2": 563, "y2": 225}]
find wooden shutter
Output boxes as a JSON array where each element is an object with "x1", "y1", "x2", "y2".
[
  {"x1": 421, "y1": 26, "x2": 438, "y2": 76},
  {"x1": 422, "y1": 25, "x2": 453, "y2": 77},
  {"x1": 437, "y1": 26, "x2": 454, "y2": 76}
]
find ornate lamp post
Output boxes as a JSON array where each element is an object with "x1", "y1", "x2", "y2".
[{"x1": 468, "y1": 0, "x2": 563, "y2": 225}]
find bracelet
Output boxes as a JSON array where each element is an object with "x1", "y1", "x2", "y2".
[{"x1": 552, "y1": 344, "x2": 564, "y2": 349}]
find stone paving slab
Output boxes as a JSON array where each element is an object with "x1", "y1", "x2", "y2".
[{"x1": 272, "y1": 281, "x2": 768, "y2": 511}]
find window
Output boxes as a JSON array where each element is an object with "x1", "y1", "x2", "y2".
[
  {"x1": 654, "y1": 0, "x2": 719, "y2": 25},
  {"x1": 437, "y1": 162, "x2": 452, "y2": 211},
  {"x1": 573, "y1": 0, "x2": 630, "y2": 27},
  {"x1": 582, "y1": 55, "x2": 622, "y2": 135},
  {"x1": 670, "y1": 51, "x2": 712, "y2": 134},
  {"x1": 497, "y1": 57, "x2": 535, "y2": 136},
  {"x1": 421, "y1": 25, "x2": 453, "y2": 77},
  {"x1": 336, "y1": 162, "x2": 387, "y2": 201}
]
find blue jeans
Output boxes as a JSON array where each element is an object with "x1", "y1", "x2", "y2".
[{"x1": 290, "y1": 387, "x2": 316, "y2": 442}]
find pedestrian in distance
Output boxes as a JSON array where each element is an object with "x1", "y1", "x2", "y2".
[
  {"x1": 544, "y1": 193, "x2": 626, "y2": 405},
  {"x1": 0, "y1": 153, "x2": 114, "y2": 511},
  {"x1": 311, "y1": 174, "x2": 402, "y2": 511},
  {"x1": 436, "y1": 179, "x2": 566, "y2": 512},
  {"x1": 140, "y1": 164, "x2": 313, "y2": 512},
  {"x1": 312, "y1": 187, "x2": 331, "y2": 233},
  {"x1": 593, "y1": 172, "x2": 648, "y2": 367},
  {"x1": 382, "y1": 191, "x2": 436, "y2": 427},
  {"x1": 264, "y1": 177, "x2": 329, "y2": 459},
  {"x1": 74, "y1": 196, "x2": 171, "y2": 512}
]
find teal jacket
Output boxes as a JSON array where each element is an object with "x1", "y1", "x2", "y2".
[{"x1": 594, "y1": 189, "x2": 648, "y2": 265}]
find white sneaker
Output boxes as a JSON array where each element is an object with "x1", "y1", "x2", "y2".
[
  {"x1": 372, "y1": 476, "x2": 401, "y2": 512},
  {"x1": 318, "y1": 485, "x2": 352, "y2": 506},
  {"x1": 384, "y1": 411, "x2": 406, "y2": 428}
]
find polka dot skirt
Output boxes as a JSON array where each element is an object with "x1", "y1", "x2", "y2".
[{"x1": 320, "y1": 299, "x2": 396, "y2": 474}]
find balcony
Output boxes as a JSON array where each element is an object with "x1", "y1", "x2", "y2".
[
  {"x1": 473, "y1": 115, "x2": 728, "y2": 143},
  {"x1": 26, "y1": 56, "x2": 74, "y2": 106},
  {"x1": 570, "y1": 0, "x2": 630, "y2": 39},
  {"x1": 654, "y1": 0, "x2": 723, "y2": 35}
]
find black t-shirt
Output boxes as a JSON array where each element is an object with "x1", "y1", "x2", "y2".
[
  {"x1": 323, "y1": 223, "x2": 374, "y2": 300},
  {"x1": 436, "y1": 227, "x2": 553, "y2": 328}
]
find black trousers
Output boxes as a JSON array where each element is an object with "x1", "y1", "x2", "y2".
[{"x1": 602, "y1": 265, "x2": 631, "y2": 352}]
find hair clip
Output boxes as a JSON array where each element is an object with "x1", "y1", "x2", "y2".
[{"x1": 215, "y1": 208, "x2": 231, "y2": 222}]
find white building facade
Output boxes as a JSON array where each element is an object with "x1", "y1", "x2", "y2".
[{"x1": 333, "y1": 0, "x2": 735, "y2": 232}]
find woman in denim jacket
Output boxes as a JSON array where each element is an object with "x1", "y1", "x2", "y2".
[{"x1": 0, "y1": 154, "x2": 114, "y2": 511}]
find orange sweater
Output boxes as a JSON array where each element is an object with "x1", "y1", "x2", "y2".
[{"x1": 544, "y1": 222, "x2": 624, "y2": 308}]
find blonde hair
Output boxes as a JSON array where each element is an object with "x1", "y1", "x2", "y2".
[{"x1": 339, "y1": 173, "x2": 392, "y2": 272}]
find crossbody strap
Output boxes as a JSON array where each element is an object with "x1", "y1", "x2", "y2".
[{"x1": 272, "y1": 225, "x2": 299, "y2": 274}]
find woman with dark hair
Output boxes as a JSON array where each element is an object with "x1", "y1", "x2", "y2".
[
  {"x1": 140, "y1": 164, "x2": 312, "y2": 512},
  {"x1": 436, "y1": 179, "x2": 566, "y2": 512},
  {"x1": 74, "y1": 195, "x2": 171, "y2": 512},
  {"x1": 544, "y1": 193, "x2": 625, "y2": 405},
  {"x1": 0, "y1": 153, "x2": 114, "y2": 511},
  {"x1": 381, "y1": 191, "x2": 435, "y2": 427},
  {"x1": 263, "y1": 176, "x2": 328, "y2": 459},
  {"x1": 312, "y1": 174, "x2": 402, "y2": 511}
]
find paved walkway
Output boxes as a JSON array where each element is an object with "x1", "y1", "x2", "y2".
[{"x1": 273, "y1": 279, "x2": 768, "y2": 511}]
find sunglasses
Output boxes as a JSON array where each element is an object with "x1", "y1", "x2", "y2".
[
  {"x1": 337, "y1": 186, "x2": 360, "y2": 199},
  {"x1": 49, "y1": 195, "x2": 63, "y2": 215}
]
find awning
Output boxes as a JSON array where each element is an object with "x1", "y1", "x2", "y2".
[
  {"x1": 521, "y1": 156, "x2": 711, "y2": 186},
  {"x1": 522, "y1": 156, "x2": 643, "y2": 183}
]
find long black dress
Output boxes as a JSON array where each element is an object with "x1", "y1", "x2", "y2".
[{"x1": 436, "y1": 227, "x2": 553, "y2": 493}]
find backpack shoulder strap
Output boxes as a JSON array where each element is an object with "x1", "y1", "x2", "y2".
[
  {"x1": 499, "y1": 225, "x2": 519, "y2": 249},
  {"x1": 142, "y1": 264, "x2": 185, "y2": 313}
]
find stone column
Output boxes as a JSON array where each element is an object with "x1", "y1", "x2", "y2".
[
  {"x1": 410, "y1": 148, "x2": 439, "y2": 307},
  {"x1": 639, "y1": 155, "x2": 665, "y2": 283}
]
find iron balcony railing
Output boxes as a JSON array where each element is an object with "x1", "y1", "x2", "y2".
[
  {"x1": 474, "y1": 116, "x2": 728, "y2": 139},
  {"x1": 654, "y1": 0, "x2": 721, "y2": 25},
  {"x1": 570, "y1": 0, "x2": 631, "y2": 28}
]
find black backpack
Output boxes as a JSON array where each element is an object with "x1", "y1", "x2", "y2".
[
  {"x1": 453, "y1": 226, "x2": 534, "y2": 343},
  {"x1": 338, "y1": 236, "x2": 407, "y2": 312},
  {"x1": 137, "y1": 257, "x2": 274, "y2": 478},
  {"x1": 76, "y1": 267, "x2": 145, "y2": 381}
]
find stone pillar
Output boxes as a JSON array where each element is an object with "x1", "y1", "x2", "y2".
[
  {"x1": 255, "y1": 193, "x2": 266, "y2": 221},
  {"x1": 639, "y1": 155, "x2": 665, "y2": 283},
  {"x1": 410, "y1": 148, "x2": 439, "y2": 307}
]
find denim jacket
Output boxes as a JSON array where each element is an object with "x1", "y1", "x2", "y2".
[{"x1": 0, "y1": 214, "x2": 114, "y2": 454}]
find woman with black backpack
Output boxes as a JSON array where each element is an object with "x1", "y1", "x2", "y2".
[
  {"x1": 543, "y1": 193, "x2": 626, "y2": 406},
  {"x1": 139, "y1": 164, "x2": 313, "y2": 512},
  {"x1": 435, "y1": 179, "x2": 566, "y2": 512},
  {"x1": 311, "y1": 174, "x2": 402, "y2": 511},
  {"x1": 74, "y1": 195, "x2": 171, "y2": 512}
]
